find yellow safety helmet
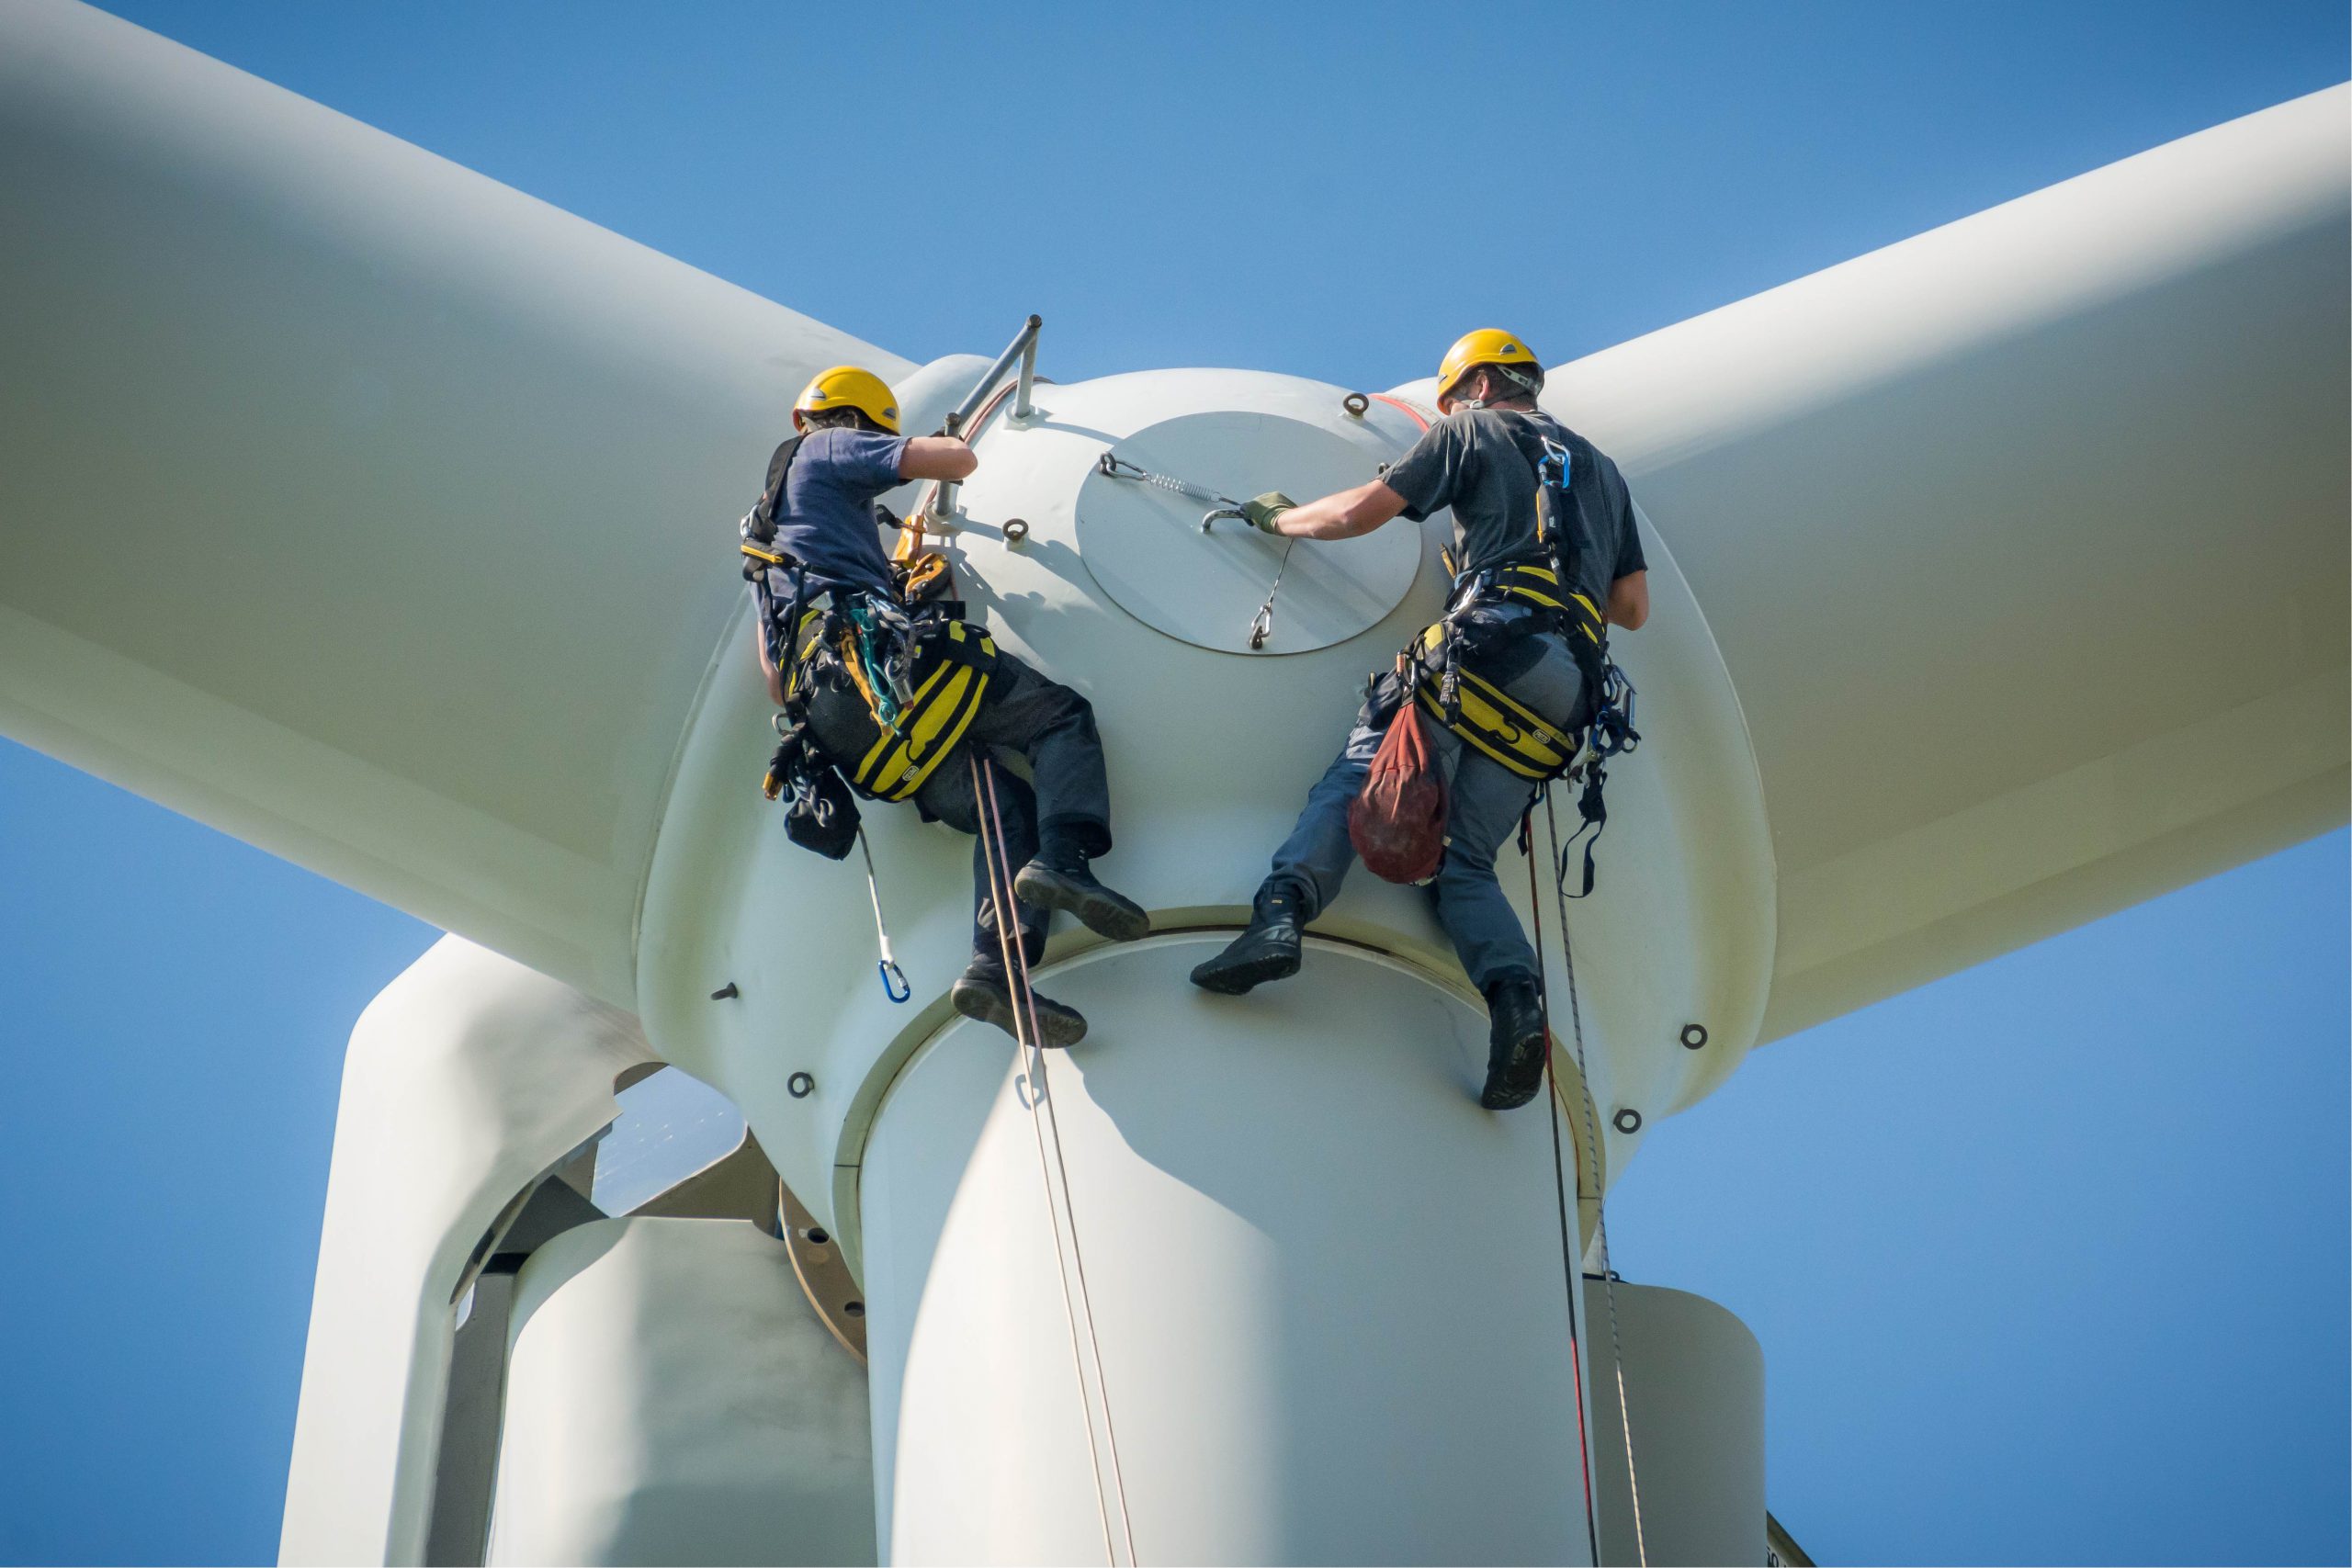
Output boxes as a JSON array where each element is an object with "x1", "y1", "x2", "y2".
[
  {"x1": 793, "y1": 365, "x2": 901, "y2": 434},
  {"x1": 1435, "y1": 329, "x2": 1541, "y2": 403}
]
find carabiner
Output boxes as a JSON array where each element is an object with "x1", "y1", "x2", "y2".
[{"x1": 877, "y1": 959, "x2": 911, "y2": 1003}]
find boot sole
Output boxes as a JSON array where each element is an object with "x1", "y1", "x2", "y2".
[
  {"x1": 1187, "y1": 945, "x2": 1301, "y2": 996},
  {"x1": 1479, "y1": 1074, "x2": 1544, "y2": 1111},
  {"x1": 1480, "y1": 1043, "x2": 1548, "y2": 1110},
  {"x1": 952, "y1": 978, "x2": 1087, "y2": 1047},
  {"x1": 1013, "y1": 864, "x2": 1151, "y2": 943}
]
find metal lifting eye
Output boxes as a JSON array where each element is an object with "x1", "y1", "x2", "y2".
[
  {"x1": 1342, "y1": 391, "x2": 1370, "y2": 417},
  {"x1": 1002, "y1": 516, "x2": 1030, "y2": 546},
  {"x1": 1611, "y1": 1107, "x2": 1644, "y2": 1134},
  {"x1": 787, "y1": 1071, "x2": 816, "y2": 1099}
]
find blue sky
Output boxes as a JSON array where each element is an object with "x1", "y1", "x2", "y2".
[{"x1": 2, "y1": 4, "x2": 2346, "y2": 1563}]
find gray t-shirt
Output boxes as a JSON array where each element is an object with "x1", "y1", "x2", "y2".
[{"x1": 1383, "y1": 408, "x2": 1646, "y2": 615}]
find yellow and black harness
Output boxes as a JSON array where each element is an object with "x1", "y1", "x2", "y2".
[
  {"x1": 1392, "y1": 420, "x2": 1644, "y2": 896},
  {"x1": 781, "y1": 598, "x2": 998, "y2": 803},
  {"x1": 1411, "y1": 560, "x2": 1606, "y2": 783}
]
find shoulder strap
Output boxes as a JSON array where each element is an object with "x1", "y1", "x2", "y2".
[{"x1": 746, "y1": 434, "x2": 806, "y2": 547}]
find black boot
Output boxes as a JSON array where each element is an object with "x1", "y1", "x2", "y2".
[
  {"x1": 1480, "y1": 970, "x2": 1548, "y2": 1110},
  {"x1": 951, "y1": 955, "x2": 1088, "y2": 1047},
  {"x1": 1013, "y1": 830, "x2": 1150, "y2": 943},
  {"x1": 1189, "y1": 879, "x2": 1308, "y2": 995}
]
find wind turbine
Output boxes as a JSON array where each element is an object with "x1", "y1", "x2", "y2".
[{"x1": 2, "y1": 4, "x2": 2343, "y2": 1563}]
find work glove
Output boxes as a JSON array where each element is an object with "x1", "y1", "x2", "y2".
[{"x1": 1241, "y1": 491, "x2": 1295, "y2": 535}]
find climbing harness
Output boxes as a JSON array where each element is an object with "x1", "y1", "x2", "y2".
[
  {"x1": 1096, "y1": 451, "x2": 1247, "y2": 532},
  {"x1": 1534, "y1": 790, "x2": 1649, "y2": 1565},
  {"x1": 834, "y1": 615, "x2": 999, "y2": 803},
  {"x1": 855, "y1": 827, "x2": 910, "y2": 1003},
  {"x1": 971, "y1": 756, "x2": 1139, "y2": 1566}
]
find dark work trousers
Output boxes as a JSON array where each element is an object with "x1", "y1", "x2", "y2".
[
  {"x1": 1267, "y1": 624, "x2": 1589, "y2": 990},
  {"x1": 808, "y1": 647, "x2": 1114, "y2": 966}
]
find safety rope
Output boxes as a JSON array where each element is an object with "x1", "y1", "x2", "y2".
[
  {"x1": 1521, "y1": 812, "x2": 1601, "y2": 1565},
  {"x1": 971, "y1": 757, "x2": 1140, "y2": 1565},
  {"x1": 1540, "y1": 786, "x2": 1648, "y2": 1566}
]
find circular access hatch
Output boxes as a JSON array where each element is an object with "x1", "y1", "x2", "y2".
[{"x1": 1074, "y1": 411, "x2": 1421, "y2": 655}]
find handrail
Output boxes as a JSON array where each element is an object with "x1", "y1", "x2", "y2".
[{"x1": 932, "y1": 313, "x2": 1041, "y2": 523}]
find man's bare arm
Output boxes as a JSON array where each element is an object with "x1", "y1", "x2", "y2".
[
  {"x1": 1272, "y1": 479, "x2": 1410, "y2": 540},
  {"x1": 1606, "y1": 570, "x2": 1649, "y2": 631},
  {"x1": 899, "y1": 436, "x2": 978, "y2": 481},
  {"x1": 754, "y1": 622, "x2": 786, "y2": 705}
]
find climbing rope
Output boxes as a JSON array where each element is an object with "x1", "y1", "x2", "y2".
[
  {"x1": 1521, "y1": 812, "x2": 1601, "y2": 1566},
  {"x1": 1540, "y1": 786, "x2": 1649, "y2": 1566},
  {"x1": 971, "y1": 757, "x2": 1140, "y2": 1566}
]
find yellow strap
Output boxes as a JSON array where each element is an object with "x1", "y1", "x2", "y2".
[
  {"x1": 859, "y1": 665, "x2": 991, "y2": 801},
  {"x1": 854, "y1": 658, "x2": 956, "y2": 784},
  {"x1": 1414, "y1": 662, "x2": 1578, "y2": 782},
  {"x1": 1417, "y1": 687, "x2": 1558, "y2": 780}
]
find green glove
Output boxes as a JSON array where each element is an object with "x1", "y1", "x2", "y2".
[{"x1": 1242, "y1": 491, "x2": 1295, "y2": 534}]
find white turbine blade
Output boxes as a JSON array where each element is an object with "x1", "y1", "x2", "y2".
[
  {"x1": 0, "y1": 1, "x2": 909, "y2": 1003},
  {"x1": 1538, "y1": 86, "x2": 2350, "y2": 1041}
]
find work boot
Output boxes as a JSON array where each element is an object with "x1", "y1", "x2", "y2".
[
  {"x1": 1012, "y1": 853, "x2": 1151, "y2": 943},
  {"x1": 1188, "y1": 879, "x2": 1307, "y2": 995},
  {"x1": 951, "y1": 955, "x2": 1088, "y2": 1048},
  {"x1": 1480, "y1": 970, "x2": 1549, "y2": 1111}
]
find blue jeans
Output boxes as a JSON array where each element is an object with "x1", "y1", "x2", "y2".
[{"x1": 1268, "y1": 628, "x2": 1588, "y2": 990}]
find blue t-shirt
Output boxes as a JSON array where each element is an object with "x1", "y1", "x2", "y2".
[{"x1": 769, "y1": 427, "x2": 910, "y2": 598}]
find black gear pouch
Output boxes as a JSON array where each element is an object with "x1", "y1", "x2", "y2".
[{"x1": 767, "y1": 728, "x2": 861, "y2": 861}]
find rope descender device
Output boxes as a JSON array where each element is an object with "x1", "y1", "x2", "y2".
[{"x1": 855, "y1": 828, "x2": 911, "y2": 1003}]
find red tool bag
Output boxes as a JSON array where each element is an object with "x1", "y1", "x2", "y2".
[{"x1": 1350, "y1": 699, "x2": 1449, "y2": 884}]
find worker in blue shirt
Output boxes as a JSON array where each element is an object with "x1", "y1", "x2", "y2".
[{"x1": 750, "y1": 366, "x2": 1148, "y2": 1044}]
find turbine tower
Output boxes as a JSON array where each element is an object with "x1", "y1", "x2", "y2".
[{"x1": 2, "y1": 5, "x2": 2343, "y2": 1563}]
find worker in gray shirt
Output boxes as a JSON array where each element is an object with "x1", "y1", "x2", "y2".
[{"x1": 1189, "y1": 330, "x2": 1649, "y2": 1110}]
